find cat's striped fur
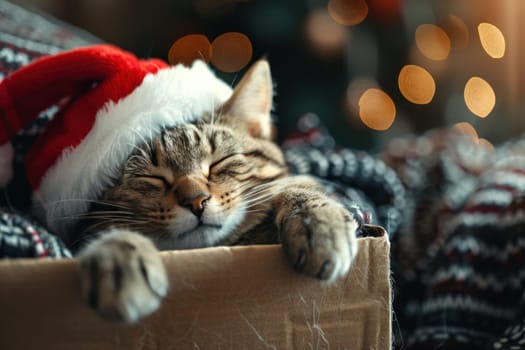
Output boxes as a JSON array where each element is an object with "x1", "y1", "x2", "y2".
[{"x1": 77, "y1": 60, "x2": 359, "y2": 322}]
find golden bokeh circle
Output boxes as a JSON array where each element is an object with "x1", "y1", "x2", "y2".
[
  {"x1": 415, "y1": 24, "x2": 451, "y2": 61},
  {"x1": 464, "y1": 77, "x2": 496, "y2": 118},
  {"x1": 398, "y1": 64, "x2": 436, "y2": 104},
  {"x1": 478, "y1": 22, "x2": 505, "y2": 59},
  {"x1": 168, "y1": 34, "x2": 212, "y2": 66},
  {"x1": 305, "y1": 9, "x2": 346, "y2": 58},
  {"x1": 327, "y1": 0, "x2": 368, "y2": 26},
  {"x1": 358, "y1": 88, "x2": 396, "y2": 131},
  {"x1": 211, "y1": 32, "x2": 253, "y2": 73},
  {"x1": 452, "y1": 122, "x2": 478, "y2": 140}
]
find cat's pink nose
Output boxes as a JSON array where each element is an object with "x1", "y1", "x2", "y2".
[
  {"x1": 181, "y1": 193, "x2": 210, "y2": 218},
  {"x1": 175, "y1": 175, "x2": 210, "y2": 217}
]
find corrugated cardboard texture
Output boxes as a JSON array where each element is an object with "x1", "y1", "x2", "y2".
[{"x1": 0, "y1": 233, "x2": 391, "y2": 350}]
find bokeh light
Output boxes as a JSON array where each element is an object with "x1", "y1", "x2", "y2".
[
  {"x1": 328, "y1": 0, "x2": 368, "y2": 26},
  {"x1": 478, "y1": 22, "x2": 505, "y2": 59},
  {"x1": 398, "y1": 64, "x2": 436, "y2": 104},
  {"x1": 441, "y1": 15, "x2": 469, "y2": 49},
  {"x1": 451, "y1": 122, "x2": 494, "y2": 152},
  {"x1": 305, "y1": 9, "x2": 346, "y2": 59},
  {"x1": 452, "y1": 122, "x2": 478, "y2": 140},
  {"x1": 415, "y1": 24, "x2": 451, "y2": 61},
  {"x1": 464, "y1": 77, "x2": 496, "y2": 118},
  {"x1": 358, "y1": 88, "x2": 396, "y2": 131},
  {"x1": 211, "y1": 32, "x2": 253, "y2": 73},
  {"x1": 168, "y1": 34, "x2": 212, "y2": 66}
]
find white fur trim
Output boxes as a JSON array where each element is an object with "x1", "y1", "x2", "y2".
[
  {"x1": 33, "y1": 61, "x2": 232, "y2": 238},
  {"x1": 0, "y1": 142, "x2": 14, "y2": 188}
]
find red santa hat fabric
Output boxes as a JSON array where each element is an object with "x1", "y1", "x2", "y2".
[{"x1": 0, "y1": 44, "x2": 232, "y2": 236}]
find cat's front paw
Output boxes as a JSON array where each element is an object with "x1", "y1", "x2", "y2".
[
  {"x1": 78, "y1": 229, "x2": 168, "y2": 323},
  {"x1": 281, "y1": 200, "x2": 359, "y2": 283}
]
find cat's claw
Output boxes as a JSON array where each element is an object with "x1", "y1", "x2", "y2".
[
  {"x1": 282, "y1": 200, "x2": 359, "y2": 283},
  {"x1": 78, "y1": 229, "x2": 168, "y2": 323}
]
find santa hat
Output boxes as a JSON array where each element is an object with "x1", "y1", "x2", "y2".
[{"x1": 0, "y1": 44, "x2": 232, "y2": 237}]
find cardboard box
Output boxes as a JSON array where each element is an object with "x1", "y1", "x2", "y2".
[{"x1": 0, "y1": 228, "x2": 391, "y2": 350}]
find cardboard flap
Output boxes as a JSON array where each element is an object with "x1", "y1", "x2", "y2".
[{"x1": 0, "y1": 234, "x2": 391, "y2": 350}]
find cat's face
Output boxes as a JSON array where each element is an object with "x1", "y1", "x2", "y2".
[{"x1": 86, "y1": 60, "x2": 287, "y2": 249}]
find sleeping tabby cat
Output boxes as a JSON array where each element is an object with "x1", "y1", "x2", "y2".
[{"x1": 76, "y1": 60, "x2": 359, "y2": 322}]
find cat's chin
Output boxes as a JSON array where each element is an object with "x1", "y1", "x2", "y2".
[
  {"x1": 155, "y1": 206, "x2": 247, "y2": 250},
  {"x1": 154, "y1": 224, "x2": 230, "y2": 250}
]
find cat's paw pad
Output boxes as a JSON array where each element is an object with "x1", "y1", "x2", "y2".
[
  {"x1": 78, "y1": 229, "x2": 168, "y2": 323},
  {"x1": 281, "y1": 201, "x2": 359, "y2": 283}
]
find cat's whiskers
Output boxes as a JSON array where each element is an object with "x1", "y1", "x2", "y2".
[
  {"x1": 242, "y1": 208, "x2": 270, "y2": 215},
  {"x1": 241, "y1": 193, "x2": 276, "y2": 209},
  {"x1": 210, "y1": 93, "x2": 215, "y2": 126},
  {"x1": 78, "y1": 209, "x2": 135, "y2": 216},
  {"x1": 127, "y1": 126, "x2": 153, "y2": 156},
  {"x1": 224, "y1": 188, "x2": 272, "y2": 206},
  {"x1": 229, "y1": 181, "x2": 276, "y2": 199},
  {"x1": 243, "y1": 199, "x2": 273, "y2": 210},
  {"x1": 217, "y1": 183, "x2": 276, "y2": 211},
  {"x1": 238, "y1": 183, "x2": 276, "y2": 200},
  {"x1": 229, "y1": 71, "x2": 240, "y2": 91},
  {"x1": 43, "y1": 198, "x2": 134, "y2": 210},
  {"x1": 242, "y1": 186, "x2": 273, "y2": 196},
  {"x1": 81, "y1": 213, "x2": 149, "y2": 226},
  {"x1": 74, "y1": 220, "x2": 147, "y2": 248},
  {"x1": 53, "y1": 214, "x2": 147, "y2": 224},
  {"x1": 241, "y1": 177, "x2": 316, "y2": 205},
  {"x1": 240, "y1": 183, "x2": 278, "y2": 202},
  {"x1": 51, "y1": 206, "x2": 153, "y2": 227},
  {"x1": 243, "y1": 183, "x2": 275, "y2": 194},
  {"x1": 209, "y1": 70, "x2": 237, "y2": 127}
]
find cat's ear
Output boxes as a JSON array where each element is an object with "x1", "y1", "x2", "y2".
[{"x1": 221, "y1": 59, "x2": 273, "y2": 139}]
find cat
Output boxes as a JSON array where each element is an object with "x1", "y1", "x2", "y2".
[{"x1": 72, "y1": 59, "x2": 359, "y2": 322}]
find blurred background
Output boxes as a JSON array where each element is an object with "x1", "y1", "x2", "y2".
[{"x1": 9, "y1": 0, "x2": 525, "y2": 151}]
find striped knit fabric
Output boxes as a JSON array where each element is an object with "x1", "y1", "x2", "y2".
[
  {"x1": 0, "y1": 209, "x2": 71, "y2": 258},
  {"x1": 387, "y1": 129, "x2": 525, "y2": 349}
]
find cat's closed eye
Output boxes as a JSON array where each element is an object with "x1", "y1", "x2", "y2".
[
  {"x1": 136, "y1": 175, "x2": 170, "y2": 189},
  {"x1": 210, "y1": 154, "x2": 252, "y2": 177}
]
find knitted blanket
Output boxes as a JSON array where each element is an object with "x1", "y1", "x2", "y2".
[
  {"x1": 385, "y1": 129, "x2": 525, "y2": 350},
  {"x1": 1, "y1": 2, "x2": 525, "y2": 350}
]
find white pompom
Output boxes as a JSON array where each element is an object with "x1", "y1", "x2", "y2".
[{"x1": 0, "y1": 142, "x2": 14, "y2": 188}]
